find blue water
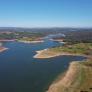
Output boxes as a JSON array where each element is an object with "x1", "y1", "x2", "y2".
[{"x1": 0, "y1": 40, "x2": 85, "y2": 92}]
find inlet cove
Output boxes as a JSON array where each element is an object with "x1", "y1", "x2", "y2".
[{"x1": 0, "y1": 40, "x2": 87, "y2": 92}]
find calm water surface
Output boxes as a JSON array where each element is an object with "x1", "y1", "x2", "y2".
[{"x1": 0, "y1": 40, "x2": 85, "y2": 92}]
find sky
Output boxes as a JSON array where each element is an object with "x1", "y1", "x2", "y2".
[{"x1": 0, "y1": 0, "x2": 92, "y2": 28}]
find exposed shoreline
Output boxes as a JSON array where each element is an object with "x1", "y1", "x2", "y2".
[
  {"x1": 46, "y1": 58, "x2": 92, "y2": 92},
  {"x1": 33, "y1": 49, "x2": 87, "y2": 59},
  {"x1": 0, "y1": 47, "x2": 8, "y2": 53},
  {"x1": 18, "y1": 40, "x2": 44, "y2": 43},
  {"x1": 46, "y1": 62, "x2": 80, "y2": 92},
  {"x1": 0, "y1": 39, "x2": 44, "y2": 43}
]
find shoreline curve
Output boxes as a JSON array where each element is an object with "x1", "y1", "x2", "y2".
[
  {"x1": 33, "y1": 49, "x2": 87, "y2": 59},
  {"x1": 0, "y1": 47, "x2": 8, "y2": 53}
]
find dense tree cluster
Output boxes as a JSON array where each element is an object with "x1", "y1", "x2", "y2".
[{"x1": 64, "y1": 29, "x2": 92, "y2": 43}]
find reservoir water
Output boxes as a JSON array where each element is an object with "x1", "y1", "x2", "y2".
[{"x1": 0, "y1": 40, "x2": 85, "y2": 92}]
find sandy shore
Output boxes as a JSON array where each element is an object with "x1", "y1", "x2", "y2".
[
  {"x1": 34, "y1": 49, "x2": 66, "y2": 58},
  {"x1": 0, "y1": 47, "x2": 8, "y2": 53},
  {"x1": 46, "y1": 62, "x2": 80, "y2": 92},
  {"x1": 18, "y1": 40, "x2": 44, "y2": 43},
  {"x1": 33, "y1": 49, "x2": 86, "y2": 58},
  {"x1": 30, "y1": 40, "x2": 44, "y2": 43}
]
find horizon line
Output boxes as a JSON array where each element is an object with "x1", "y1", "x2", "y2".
[{"x1": 0, "y1": 26, "x2": 92, "y2": 29}]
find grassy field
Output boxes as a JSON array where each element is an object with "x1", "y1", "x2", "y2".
[
  {"x1": 78, "y1": 59, "x2": 92, "y2": 92},
  {"x1": 49, "y1": 43, "x2": 92, "y2": 56}
]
